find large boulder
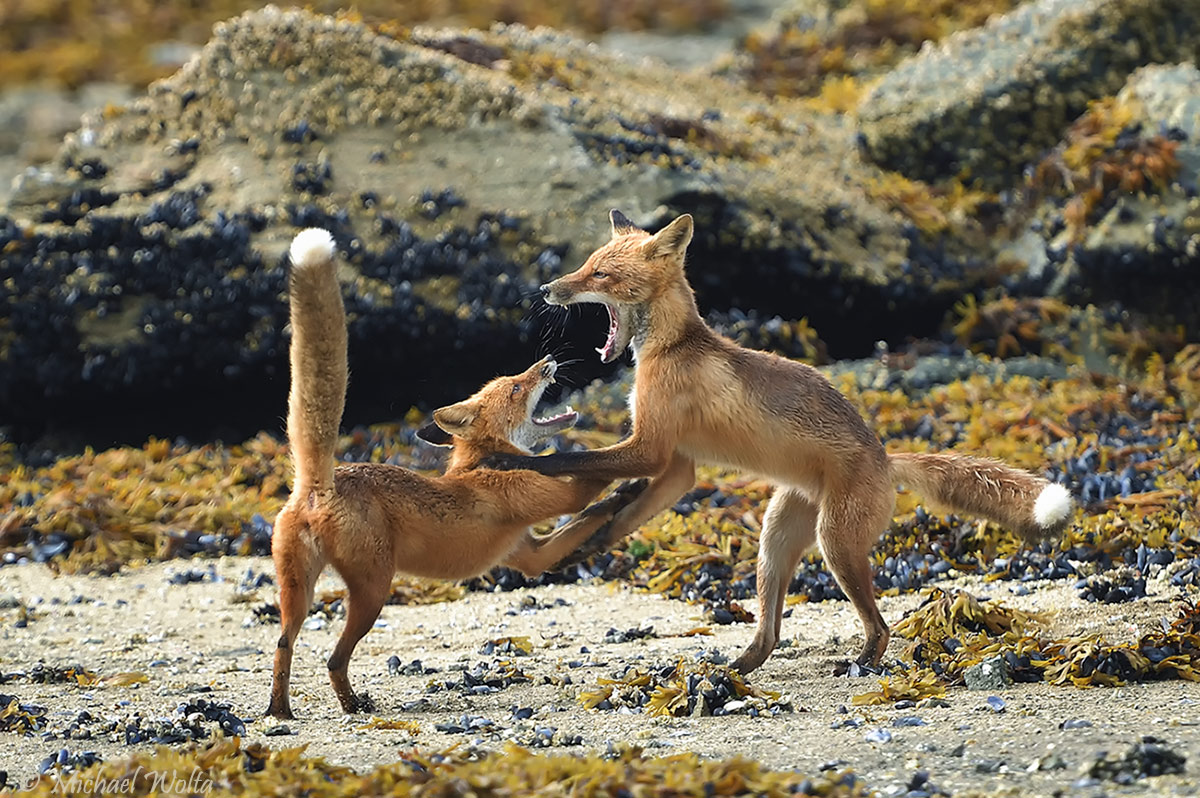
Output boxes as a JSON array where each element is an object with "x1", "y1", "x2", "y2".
[
  {"x1": 0, "y1": 6, "x2": 1004, "y2": 448},
  {"x1": 857, "y1": 0, "x2": 1200, "y2": 187}
]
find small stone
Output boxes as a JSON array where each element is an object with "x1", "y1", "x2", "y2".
[
  {"x1": 863, "y1": 728, "x2": 892, "y2": 744},
  {"x1": 964, "y1": 657, "x2": 1013, "y2": 691}
]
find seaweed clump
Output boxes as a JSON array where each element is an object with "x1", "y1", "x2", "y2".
[
  {"x1": 579, "y1": 659, "x2": 792, "y2": 717},
  {"x1": 0, "y1": 435, "x2": 289, "y2": 574},
  {"x1": 854, "y1": 589, "x2": 1200, "y2": 704},
  {"x1": 1030, "y1": 97, "x2": 1183, "y2": 241},
  {"x1": 885, "y1": 587, "x2": 1048, "y2": 686},
  {"x1": 0, "y1": 694, "x2": 47, "y2": 734},
  {"x1": 15, "y1": 737, "x2": 872, "y2": 798},
  {"x1": 951, "y1": 295, "x2": 1072, "y2": 359}
]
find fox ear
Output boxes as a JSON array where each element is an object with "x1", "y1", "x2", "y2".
[
  {"x1": 610, "y1": 209, "x2": 643, "y2": 237},
  {"x1": 416, "y1": 422, "x2": 453, "y2": 447},
  {"x1": 642, "y1": 214, "x2": 693, "y2": 259},
  {"x1": 432, "y1": 402, "x2": 476, "y2": 437}
]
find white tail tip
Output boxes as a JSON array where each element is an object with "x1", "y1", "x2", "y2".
[
  {"x1": 1033, "y1": 482, "x2": 1072, "y2": 529},
  {"x1": 290, "y1": 228, "x2": 336, "y2": 270}
]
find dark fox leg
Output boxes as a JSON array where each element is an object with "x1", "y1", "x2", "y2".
[
  {"x1": 547, "y1": 454, "x2": 694, "y2": 570},
  {"x1": 505, "y1": 479, "x2": 649, "y2": 576}
]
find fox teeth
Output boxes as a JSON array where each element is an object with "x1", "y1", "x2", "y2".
[{"x1": 534, "y1": 405, "x2": 575, "y2": 424}]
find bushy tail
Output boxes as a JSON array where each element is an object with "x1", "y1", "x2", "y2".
[
  {"x1": 286, "y1": 229, "x2": 347, "y2": 493},
  {"x1": 888, "y1": 452, "x2": 1072, "y2": 541}
]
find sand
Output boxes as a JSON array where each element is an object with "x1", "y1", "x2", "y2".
[{"x1": 1, "y1": 556, "x2": 1197, "y2": 796}]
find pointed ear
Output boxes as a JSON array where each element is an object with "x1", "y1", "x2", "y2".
[
  {"x1": 415, "y1": 422, "x2": 453, "y2": 447},
  {"x1": 642, "y1": 214, "x2": 693, "y2": 259},
  {"x1": 432, "y1": 401, "x2": 476, "y2": 437},
  {"x1": 610, "y1": 209, "x2": 644, "y2": 237}
]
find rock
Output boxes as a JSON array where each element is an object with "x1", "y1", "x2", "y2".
[
  {"x1": 863, "y1": 728, "x2": 892, "y2": 743},
  {"x1": 826, "y1": 351, "x2": 1070, "y2": 396},
  {"x1": 1087, "y1": 736, "x2": 1187, "y2": 782},
  {"x1": 1022, "y1": 63, "x2": 1200, "y2": 328},
  {"x1": 0, "y1": 7, "x2": 1010, "y2": 448},
  {"x1": 857, "y1": 0, "x2": 1200, "y2": 186},
  {"x1": 963, "y1": 657, "x2": 1013, "y2": 691}
]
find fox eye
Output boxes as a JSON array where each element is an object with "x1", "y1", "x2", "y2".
[
  {"x1": 593, "y1": 269, "x2": 608, "y2": 279},
  {"x1": 511, "y1": 384, "x2": 521, "y2": 396}
]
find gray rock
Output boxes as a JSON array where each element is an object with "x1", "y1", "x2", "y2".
[
  {"x1": 825, "y1": 351, "x2": 1071, "y2": 395},
  {"x1": 857, "y1": 0, "x2": 1200, "y2": 186},
  {"x1": 1121, "y1": 63, "x2": 1200, "y2": 176},
  {"x1": 963, "y1": 656, "x2": 1013, "y2": 691},
  {"x1": 1031, "y1": 64, "x2": 1200, "y2": 327}
]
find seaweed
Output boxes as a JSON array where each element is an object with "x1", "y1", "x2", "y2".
[
  {"x1": 16, "y1": 737, "x2": 873, "y2": 797},
  {"x1": 855, "y1": 590, "x2": 1200, "y2": 703},
  {"x1": 579, "y1": 658, "x2": 792, "y2": 717},
  {"x1": 1030, "y1": 97, "x2": 1183, "y2": 241}
]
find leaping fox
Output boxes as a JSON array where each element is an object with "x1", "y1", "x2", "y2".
[
  {"x1": 268, "y1": 228, "x2": 641, "y2": 718},
  {"x1": 483, "y1": 210, "x2": 1073, "y2": 673}
]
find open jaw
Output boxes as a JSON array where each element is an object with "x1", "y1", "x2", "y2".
[
  {"x1": 596, "y1": 302, "x2": 634, "y2": 364},
  {"x1": 519, "y1": 403, "x2": 577, "y2": 449},
  {"x1": 515, "y1": 365, "x2": 578, "y2": 449},
  {"x1": 532, "y1": 406, "x2": 578, "y2": 432}
]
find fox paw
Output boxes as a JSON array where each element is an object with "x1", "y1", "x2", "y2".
[
  {"x1": 553, "y1": 520, "x2": 618, "y2": 572},
  {"x1": 338, "y1": 691, "x2": 376, "y2": 715}
]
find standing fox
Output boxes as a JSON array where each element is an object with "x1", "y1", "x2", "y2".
[
  {"x1": 268, "y1": 228, "x2": 640, "y2": 719},
  {"x1": 485, "y1": 210, "x2": 1074, "y2": 673}
]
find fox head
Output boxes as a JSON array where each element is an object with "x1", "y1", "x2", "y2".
[
  {"x1": 540, "y1": 210, "x2": 694, "y2": 363},
  {"x1": 416, "y1": 356, "x2": 577, "y2": 457}
]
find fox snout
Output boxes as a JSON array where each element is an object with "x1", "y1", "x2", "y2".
[{"x1": 539, "y1": 280, "x2": 574, "y2": 306}]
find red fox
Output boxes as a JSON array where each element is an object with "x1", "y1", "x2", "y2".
[
  {"x1": 267, "y1": 228, "x2": 641, "y2": 719},
  {"x1": 483, "y1": 210, "x2": 1074, "y2": 673}
]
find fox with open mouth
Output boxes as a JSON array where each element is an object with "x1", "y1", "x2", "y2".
[
  {"x1": 268, "y1": 228, "x2": 642, "y2": 719},
  {"x1": 483, "y1": 210, "x2": 1074, "y2": 674}
]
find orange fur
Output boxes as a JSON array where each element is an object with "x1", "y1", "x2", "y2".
[
  {"x1": 267, "y1": 229, "x2": 628, "y2": 719},
  {"x1": 487, "y1": 210, "x2": 1074, "y2": 673}
]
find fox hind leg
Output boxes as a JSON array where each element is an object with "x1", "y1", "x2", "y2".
[
  {"x1": 326, "y1": 568, "x2": 391, "y2": 714},
  {"x1": 816, "y1": 486, "x2": 893, "y2": 668},
  {"x1": 732, "y1": 488, "x2": 818, "y2": 675},
  {"x1": 267, "y1": 506, "x2": 324, "y2": 719}
]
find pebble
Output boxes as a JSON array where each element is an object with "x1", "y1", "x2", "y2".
[{"x1": 963, "y1": 657, "x2": 1013, "y2": 691}]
